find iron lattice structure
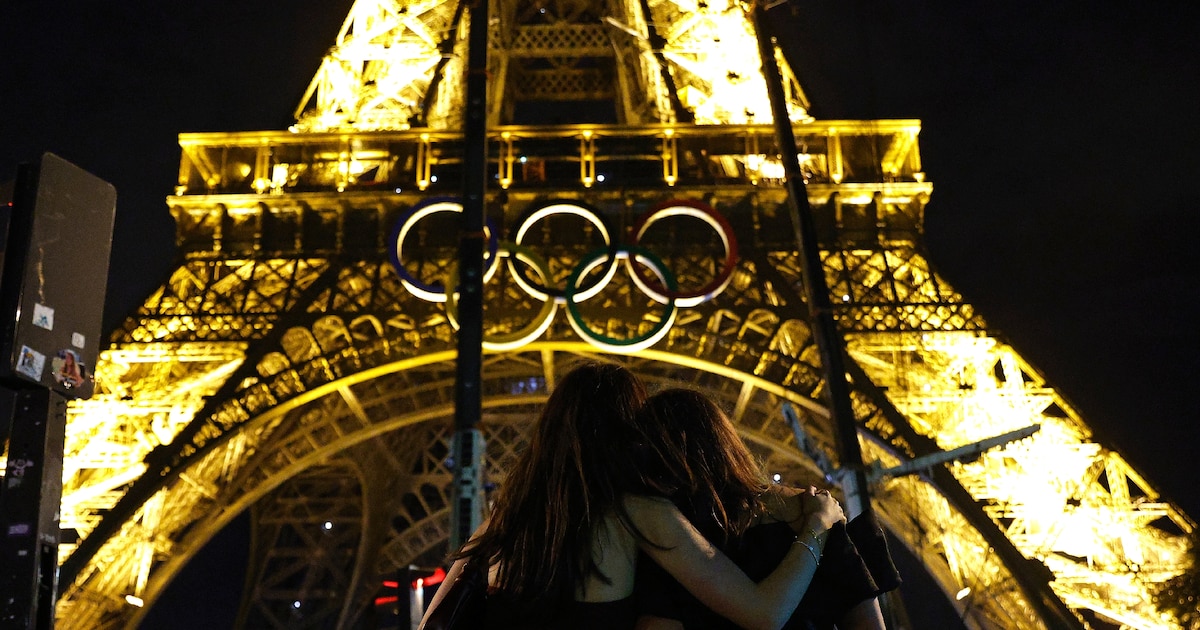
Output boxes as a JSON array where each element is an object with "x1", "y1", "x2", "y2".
[{"x1": 27, "y1": 0, "x2": 1193, "y2": 628}]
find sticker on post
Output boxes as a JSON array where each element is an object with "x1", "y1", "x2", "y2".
[
  {"x1": 32, "y1": 304, "x2": 54, "y2": 330},
  {"x1": 16, "y1": 346, "x2": 45, "y2": 381},
  {"x1": 52, "y1": 349, "x2": 87, "y2": 390},
  {"x1": 9, "y1": 459, "x2": 33, "y2": 477}
]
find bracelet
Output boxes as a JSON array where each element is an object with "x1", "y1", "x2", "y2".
[{"x1": 793, "y1": 537, "x2": 820, "y2": 562}]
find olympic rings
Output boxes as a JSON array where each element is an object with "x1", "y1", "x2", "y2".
[
  {"x1": 387, "y1": 197, "x2": 500, "y2": 303},
  {"x1": 444, "y1": 242, "x2": 558, "y2": 351},
  {"x1": 387, "y1": 197, "x2": 738, "y2": 352}
]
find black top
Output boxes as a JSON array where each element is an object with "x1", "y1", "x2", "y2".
[{"x1": 636, "y1": 515, "x2": 899, "y2": 629}]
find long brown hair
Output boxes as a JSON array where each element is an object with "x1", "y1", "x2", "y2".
[
  {"x1": 461, "y1": 360, "x2": 649, "y2": 615},
  {"x1": 632, "y1": 388, "x2": 767, "y2": 546}
]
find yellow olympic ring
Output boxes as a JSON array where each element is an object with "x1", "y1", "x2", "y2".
[{"x1": 443, "y1": 242, "x2": 558, "y2": 351}]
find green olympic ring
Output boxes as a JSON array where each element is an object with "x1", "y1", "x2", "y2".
[{"x1": 563, "y1": 246, "x2": 678, "y2": 353}]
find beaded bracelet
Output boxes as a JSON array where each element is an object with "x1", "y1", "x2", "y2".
[{"x1": 793, "y1": 537, "x2": 820, "y2": 562}]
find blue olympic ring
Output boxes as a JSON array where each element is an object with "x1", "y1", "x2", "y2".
[{"x1": 387, "y1": 197, "x2": 500, "y2": 302}]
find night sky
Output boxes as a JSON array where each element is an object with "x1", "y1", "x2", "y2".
[{"x1": 2, "y1": 0, "x2": 1198, "y2": 625}]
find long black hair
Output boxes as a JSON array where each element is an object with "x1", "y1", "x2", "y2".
[{"x1": 460, "y1": 361, "x2": 649, "y2": 615}]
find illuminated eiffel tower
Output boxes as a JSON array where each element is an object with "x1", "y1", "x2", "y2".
[{"x1": 41, "y1": 0, "x2": 1193, "y2": 627}]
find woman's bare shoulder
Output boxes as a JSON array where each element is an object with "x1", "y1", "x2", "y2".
[{"x1": 619, "y1": 494, "x2": 691, "y2": 543}]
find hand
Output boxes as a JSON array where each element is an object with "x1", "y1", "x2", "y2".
[{"x1": 790, "y1": 486, "x2": 844, "y2": 534}]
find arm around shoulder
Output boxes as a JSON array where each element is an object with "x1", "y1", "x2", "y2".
[{"x1": 623, "y1": 495, "x2": 822, "y2": 630}]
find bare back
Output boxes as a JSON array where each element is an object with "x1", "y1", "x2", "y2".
[{"x1": 576, "y1": 512, "x2": 639, "y2": 601}]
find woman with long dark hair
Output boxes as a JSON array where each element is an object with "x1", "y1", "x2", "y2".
[
  {"x1": 632, "y1": 388, "x2": 899, "y2": 629},
  {"x1": 422, "y1": 361, "x2": 844, "y2": 630}
]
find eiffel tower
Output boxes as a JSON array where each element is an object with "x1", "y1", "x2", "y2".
[{"x1": 40, "y1": 0, "x2": 1194, "y2": 627}]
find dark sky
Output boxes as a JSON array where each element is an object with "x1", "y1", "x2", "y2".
[{"x1": 2, "y1": 0, "x2": 1198, "y2": 624}]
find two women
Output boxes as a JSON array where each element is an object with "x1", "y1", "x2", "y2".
[{"x1": 424, "y1": 361, "x2": 844, "y2": 630}]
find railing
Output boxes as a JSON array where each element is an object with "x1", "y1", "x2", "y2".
[{"x1": 176, "y1": 121, "x2": 924, "y2": 196}]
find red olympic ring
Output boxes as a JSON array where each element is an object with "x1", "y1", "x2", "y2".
[{"x1": 628, "y1": 199, "x2": 739, "y2": 308}]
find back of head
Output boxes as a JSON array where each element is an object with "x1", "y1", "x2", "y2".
[
  {"x1": 634, "y1": 388, "x2": 766, "y2": 543},
  {"x1": 466, "y1": 360, "x2": 648, "y2": 613}
]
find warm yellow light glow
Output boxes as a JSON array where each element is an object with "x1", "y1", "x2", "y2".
[
  {"x1": 848, "y1": 327, "x2": 1193, "y2": 628},
  {"x1": 649, "y1": 0, "x2": 808, "y2": 125},
  {"x1": 292, "y1": 2, "x2": 459, "y2": 132}
]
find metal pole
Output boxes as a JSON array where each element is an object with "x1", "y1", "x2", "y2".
[
  {"x1": 450, "y1": 0, "x2": 489, "y2": 553},
  {"x1": 0, "y1": 386, "x2": 67, "y2": 630},
  {"x1": 750, "y1": 1, "x2": 873, "y2": 521}
]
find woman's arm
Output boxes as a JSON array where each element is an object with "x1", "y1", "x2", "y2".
[
  {"x1": 418, "y1": 555, "x2": 469, "y2": 628},
  {"x1": 624, "y1": 493, "x2": 842, "y2": 630},
  {"x1": 418, "y1": 519, "x2": 490, "y2": 629}
]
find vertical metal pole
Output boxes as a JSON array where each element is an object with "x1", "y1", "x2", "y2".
[
  {"x1": 0, "y1": 386, "x2": 67, "y2": 630},
  {"x1": 450, "y1": 0, "x2": 489, "y2": 553},
  {"x1": 750, "y1": 2, "x2": 873, "y2": 521}
]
